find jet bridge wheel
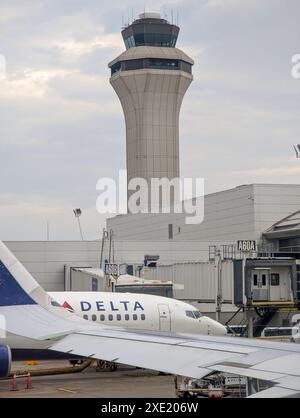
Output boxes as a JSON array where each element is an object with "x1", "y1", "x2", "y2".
[
  {"x1": 96, "y1": 360, "x2": 117, "y2": 372},
  {"x1": 255, "y1": 307, "x2": 268, "y2": 318}
]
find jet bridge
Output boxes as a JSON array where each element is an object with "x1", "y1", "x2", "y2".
[{"x1": 233, "y1": 257, "x2": 297, "y2": 308}]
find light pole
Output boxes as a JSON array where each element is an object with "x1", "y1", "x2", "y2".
[{"x1": 73, "y1": 208, "x2": 84, "y2": 241}]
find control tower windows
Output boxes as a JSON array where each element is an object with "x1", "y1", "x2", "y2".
[{"x1": 110, "y1": 58, "x2": 192, "y2": 76}]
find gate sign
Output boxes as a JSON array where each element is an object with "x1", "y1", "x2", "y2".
[{"x1": 237, "y1": 240, "x2": 256, "y2": 252}]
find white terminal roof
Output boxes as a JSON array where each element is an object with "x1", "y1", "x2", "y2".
[
  {"x1": 108, "y1": 46, "x2": 194, "y2": 67},
  {"x1": 264, "y1": 210, "x2": 300, "y2": 239}
]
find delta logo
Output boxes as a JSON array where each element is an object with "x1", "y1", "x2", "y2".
[{"x1": 62, "y1": 301, "x2": 75, "y2": 313}]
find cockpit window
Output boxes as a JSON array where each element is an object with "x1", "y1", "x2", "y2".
[
  {"x1": 50, "y1": 299, "x2": 62, "y2": 307},
  {"x1": 186, "y1": 310, "x2": 203, "y2": 319}
]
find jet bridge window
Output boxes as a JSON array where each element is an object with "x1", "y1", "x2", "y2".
[
  {"x1": 253, "y1": 274, "x2": 258, "y2": 286},
  {"x1": 271, "y1": 273, "x2": 280, "y2": 286}
]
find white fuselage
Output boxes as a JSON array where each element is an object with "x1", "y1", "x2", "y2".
[
  {"x1": 49, "y1": 292, "x2": 227, "y2": 336},
  {"x1": 2, "y1": 292, "x2": 226, "y2": 353}
]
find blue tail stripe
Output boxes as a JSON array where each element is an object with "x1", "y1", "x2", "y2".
[{"x1": 0, "y1": 261, "x2": 37, "y2": 306}]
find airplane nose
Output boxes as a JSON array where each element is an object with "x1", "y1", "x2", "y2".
[{"x1": 205, "y1": 318, "x2": 228, "y2": 336}]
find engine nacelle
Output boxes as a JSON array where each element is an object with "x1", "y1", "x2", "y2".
[{"x1": 0, "y1": 345, "x2": 11, "y2": 377}]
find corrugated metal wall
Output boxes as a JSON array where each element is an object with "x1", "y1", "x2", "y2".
[
  {"x1": 144, "y1": 261, "x2": 233, "y2": 302},
  {"x1": 5, "y1": 241, "x2": 101, "y2": 291}
]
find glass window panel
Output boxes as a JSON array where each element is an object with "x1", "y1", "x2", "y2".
[
  {"x1": 253, "y1": 274, "x2": 258, "y2": 286},
  {"x1": 271, "y1": 273, "x2": 280, "y2": 286},
  {"x1": 186, "y1": 311, "x2": 195, "y2": 319}
]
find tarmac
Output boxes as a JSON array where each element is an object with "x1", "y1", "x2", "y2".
[{"x1": 0, "y1": 360, "x2": 175, "y2": 398}]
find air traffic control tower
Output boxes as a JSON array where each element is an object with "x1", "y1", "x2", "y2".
[{"x1": 108, "y1": 12, "x2": 194, "y2": 203}]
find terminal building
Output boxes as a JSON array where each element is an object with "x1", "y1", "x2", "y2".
[{"x1": 4, "y1": 183, "x2": 300, "y2": 324}]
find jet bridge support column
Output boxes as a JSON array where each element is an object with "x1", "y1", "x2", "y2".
[{"x1": 246, "y1": 309, "x2": 254, "y2": 339}]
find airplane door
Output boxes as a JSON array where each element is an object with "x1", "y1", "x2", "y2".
[
  {"x1": 157, "y1": 304, "x2": 171, "y2": 332},
  {"x1": 269, "y1": 273, "x2": 281, "y2": 301}
]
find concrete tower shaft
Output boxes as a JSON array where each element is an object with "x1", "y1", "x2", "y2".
[{"x1": 108, "y1": 13, "x2": 194, "y2": 207}]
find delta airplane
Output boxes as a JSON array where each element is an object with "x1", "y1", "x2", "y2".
[
  {"x1": 4, "y1": 285, "x2": 227, "y2": 360},
  {"x1": 49, "y1": 291, "x2": 227, "y2": 335},
  {"x1": 1, "y1": 241, "x2": 300, "y2": 397}
]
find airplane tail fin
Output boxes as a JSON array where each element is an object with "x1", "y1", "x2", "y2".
[
  {"x1": 0, "y1": 241, "x2": 49, "y2": 308},
  {"x1": 0, "y1": 241, "x2": 81, "y2": 340}
]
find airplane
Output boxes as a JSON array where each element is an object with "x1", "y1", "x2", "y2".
[
  {"x1": 1, "y1": 240, "x2": 300, "y2": 397},
  {"x1": 49, "y1": 291, "x2": 227, "y2": 336},
  {"x1": 9, "y1": 291, "x2": 227, "y2": 360}
]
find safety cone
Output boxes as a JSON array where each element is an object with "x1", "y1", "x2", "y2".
[
  {"x1": 11, "y1": 374, "x2": 18, "y2": 391},
  {"x1": 26, "y1": 372, "x2": 33, "y2": 390}
]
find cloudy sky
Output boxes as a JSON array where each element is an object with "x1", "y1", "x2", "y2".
[{"x1": 0, "y1": 0, "x2": 299, "y2": 240}]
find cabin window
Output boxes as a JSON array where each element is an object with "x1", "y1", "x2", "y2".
[
  {"x1": 117, "y1": 314, "x2": 122, "y2": 321},
  {"x1": 108, "y1": 314, "x2": 113, "y2": 321},
  {"x1": 92, "y1": 315, "x2": 97, "y2": 322},
  {"x1": 133, "y1": 314, "x2": 138, "y2": 321},
  {"x1": 141, "y1": 314, "x2": 146, "y2": 320},
  {"x1": 83, "y1": 314, "x2": 88, "y2": 320},
  {"x1": 125, "y1": 314, "x2": 130, "y2": 321},
  {"x1": 100, "y1": 314, "x2": 105, "y2": 321}
]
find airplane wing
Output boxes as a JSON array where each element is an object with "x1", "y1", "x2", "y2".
[
  {"x1": 50, "y1": 328, "x2": 300, "y2": 396},
  {"x1": 1, "y1": 241, "x2": 300, "y2": 397}
]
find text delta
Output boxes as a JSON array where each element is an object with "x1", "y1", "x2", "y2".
[{"x1": 80, "y1": 300, "x2": 144, "y2": 312}]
